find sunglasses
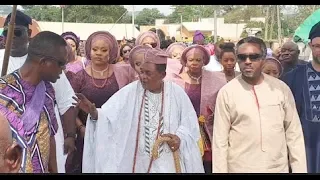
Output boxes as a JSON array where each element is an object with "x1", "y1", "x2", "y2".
[
  {"x1": 123, "y1": 49, "x2": 131, "y2": 54},
  {"x1": 237, "y1": 54, "x2": 262, "y2": 62},
  {"x1": 2, "y1": 28, "x2": 26, "y2": 37}
]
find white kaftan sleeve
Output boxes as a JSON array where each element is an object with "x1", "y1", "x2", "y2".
[
  {"x1": 83, "y1": 81, "x2": 139, "y2": 173},
  {"x1": 172, "y1": 84, "x2": 205, "y2": 173},
  {"x1": 51, "y1": 71, "x2": 76, "y2": 115},
  {"x1": 82, "y1": 108, "x2": 103, "y2": 173},
  {"x1": 51, "y1": 72, "x2": 76, "y2": 173}
]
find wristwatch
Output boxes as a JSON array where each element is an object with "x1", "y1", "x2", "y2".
[{"x1": 64, "y1": 132, "x2": 77, "y2": 139}]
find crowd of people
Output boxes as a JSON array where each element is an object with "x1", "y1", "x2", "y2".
[{"x1": 0, "y1": 10, "x2": 319, "y2": 173}]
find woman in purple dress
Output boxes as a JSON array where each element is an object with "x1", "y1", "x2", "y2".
[
  {"x1": 170, "y1": 45, "x2": 227, "y2": 173},
  {"x1": 61, "y1": 32, "x2": 87, "y2": 74},
  {"x1": 65, "y1": 31, "x2": 135, "y2": 173}
]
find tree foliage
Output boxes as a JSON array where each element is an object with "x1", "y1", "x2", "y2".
[
  {"x1": 24, "y1": 6, "x2": 61, "y2": 22},
  {"x1": 166, "y1": 5, "x2": 217, "y2": 23},
  {"x1": 134, "y1": 8, "x2": 165, "y2": 26},
  {"x1": 24, "y1": 5, "x2": 128, "y2": 23},
  {"x1": 18, "y1": 5, "x2": 320, "y2": 40}
]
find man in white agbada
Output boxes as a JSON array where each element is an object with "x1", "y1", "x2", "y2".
[
  {"x1": 0, "y1": 11, "x2": 76, "y2": 173},
  {"x1": 75, "y1": 48, "x2": 204, "y2": 173}
]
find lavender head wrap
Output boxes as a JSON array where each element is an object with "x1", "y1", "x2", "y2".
[
  {"x1": 165, "y1": 42, "x2": 187, "y2": 58},
  {"x1": 181, "y1": 45, "x2": 210, "y2": 66},
  {"x1": 61, "y1": 31, "x2": 80, "y2": 50},
  {"x1": 128, "y1": 45, "x2": 152, "y2": 69},
  {"x1": 144, "y1": 48, "x2": 168, "y2": 65},
  {"x1": 85, "y1": 31, "x2": 119, "y2": 64},
  {"x1": 135, "y1": 31, "x2": 160, "y2": 48}
]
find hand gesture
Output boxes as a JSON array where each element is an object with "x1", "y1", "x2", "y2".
[{"x1": 72, "y1": 93, "x2": 96, "y2": 114}]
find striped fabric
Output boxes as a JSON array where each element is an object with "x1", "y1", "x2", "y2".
[{"x1": 143, "y1": 91, "x2": 164, "y2": 157}]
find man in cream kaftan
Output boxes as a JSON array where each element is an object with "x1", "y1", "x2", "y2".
[
  {"x1": 213, "y1": 36, "x2": 307, "y2": 173},
  {"x1": 81, "y1": 48, "x2": 204, "y2": 173},
  {"x1": 213, "y1": 74, "x2": 307, "y2": 173}
]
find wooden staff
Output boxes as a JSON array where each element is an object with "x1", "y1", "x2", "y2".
[
  {"x1": 152, "y1": 136, "x2": 182, "y2": 173},
  {"x1": 1, "y1": 5, "x2": 18, "y2": 76}
]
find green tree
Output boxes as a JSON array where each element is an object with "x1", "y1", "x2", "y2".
[
  {"x1": 20, "y1": 5, "x2": 35, "y2": 10},
  {"x1": 24, "y1": 5, "x2": 61, "y2": 21},
  {"x1": 166, "y1": 5, "x2": 215, "y2": 23},
  {"x1": 119, "y1": 14, "x2": 132, "y2": 23},
  {"x1": 224, "y1": 5, "x2": 266, "y2": 23},
  {"x1": 134, "y1": 8, "x2": 165, "y2": 26},
  {"x1": 166, "y1": 5, "x2": 245, "y2": 23},
  {"x1": 24, "y1": 5, "x2": 128, "y2": 23},
  {"x1": 63, "y1": 5, "x2": 127, "y2": 23}
]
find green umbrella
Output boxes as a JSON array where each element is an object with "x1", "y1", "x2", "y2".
[{"x1": 294, "y1": 8, "x2": 320, "y2": 44}]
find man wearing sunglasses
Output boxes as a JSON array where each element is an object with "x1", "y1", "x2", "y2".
[
  {"x1": 0, "y1": 31, "x2": 69, "y2": 173},
  {"x1": 0, "y1": 11, "x2": 77, "y2": 173},
  {"x1": 0, "y1": 113, "x2": 23, "y2": 173},
  {"x1": 213, "y1": 36, "x2": 307, "y2": 173},
  {"x1": 283, "y1": 21, "x2": 320, "y2": 173}
]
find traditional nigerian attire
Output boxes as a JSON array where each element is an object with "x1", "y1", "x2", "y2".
[
  {"x1": 172, "y1": 70, "x2": 226, "y2": 173},
  {"x1": 66, "y1": 64, "x2": 135, "y2": 173},
  {"x1": 128, "y1": 45, "x2": 152, "y2": 70},
  {"x1": 204, "y1": 44, "x2": 215, "y2": 56},
  {"x1": 282, "y1": 23, "x2": 320, "y2": 173},
  {"x1": 0, "y1": 50, "x2": 76, "y2": 173},
  {"x1": 61, "y1": 31, "x2": 80, "y2": 50},
  {"x1": 281, "y1": 59, "x2": 308, "y2": 78},
  {"x1": 83, "y1": 81, "x2": 204, "y2": 173},
  {"x1": 128, "y1": 45, "x2": 152, "y2": 80},
  {"x1": 214, "y1": 74, "x2": 307, "y2": 173},
  {"x1": 283, "y1": 63, "x2": 320, "y2": 173},
  {"x1": 165, "y1": 59, "x2": 183, "y2": 80},
  {"x1": 85, "y1": 31, "x2": 119, "y2": 64},
  {"x1": 66, "y1": 31, "x2": 135, "y2": 173},
  {"x1": 165, "y1": 42, "x2": 187, "y2": 59},
  {"x1": 65, "y1": 57, "x2": 86, "y2": 74},
  {"x1": 264, "y1": 57, "x2": 284, "y2": 77},
  {"x1": 193, "y1": 30, "x2": 205, "y2": 44},
  {"x1": 170, "y1": 45, "x2": 227, "y2": 173},
  {"x1": 165, "y1": 43, "x2": 186, "y2": 77},
  {"x1": 0, "y1": 72, "x2": 58, "y2": 173},
  {"x1": 135, "y1": 31, "x2": 160, "y2": 48}
]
